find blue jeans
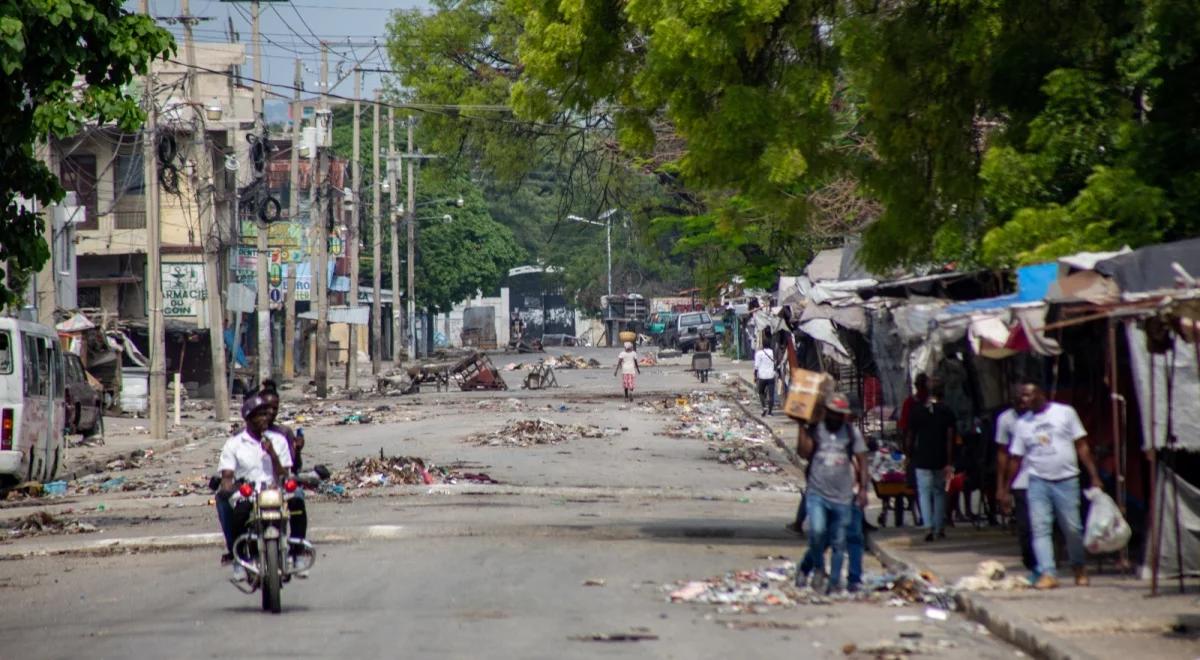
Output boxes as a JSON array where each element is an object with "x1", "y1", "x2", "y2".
[
  {"x1": 801, "y1": 492, "x2": 852, "y2": 590},
  {"x1": 916, "y1": 468, "x2": 946, "y2": 534},
  {"x1": 847, "y1": 506, "x2": 864, "y2": 587},
  {"x1": 1027, "y1": 475, "x2": 1085, "y2": 577}
]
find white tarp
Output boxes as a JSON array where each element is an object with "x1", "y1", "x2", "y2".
[
  {"x1": 1145, "y1": 464, "x2": 1200, "y2": 580},
  {"x1": 55, "y1": 313, "x2": 95, "y2": 333},
  {"x1": 797, "y1": 318, "x2": 850, "y2": 364},
  {"x1": 1126, "y1": 322, "x2": 1200, "y2": 451}
]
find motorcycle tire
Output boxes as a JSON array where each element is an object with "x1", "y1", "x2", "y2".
[{"x1": 261, "y1": 538, "x2": 283, "y2": 614}]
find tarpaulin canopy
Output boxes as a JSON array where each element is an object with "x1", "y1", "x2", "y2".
[
  {"x1": 941, "y1": 263, "x2": 1058, "y2": 315},
  {"x1": 1095, "y1": 237, "x2": 1200, "y2": 293}
]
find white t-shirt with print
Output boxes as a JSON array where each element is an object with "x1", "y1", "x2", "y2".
[
  {"x1": 994, "y1": 407, "x2": 1031, "y2": 490},
  {"x1": 1009, "y1": 402, "x2": 1087, "y2": 481}
]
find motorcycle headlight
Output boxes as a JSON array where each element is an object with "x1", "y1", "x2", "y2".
[{"x1": 258, "y1": 489, "x2": 284, "y2": 509}]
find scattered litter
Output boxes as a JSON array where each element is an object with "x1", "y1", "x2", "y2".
[
  {"x1": 924, "y1": 607, "x2": 949, "y2": 621},
  {"x1": 569, "y1": 631, "x2": 658, "y2": 642},
  {"x1": 952, "y1": 561, "x2": 1029, "y2": 592},
  {"x1": 582, "y1": 578, "x2": 606, "y2": 587},
  {"x1": 2, "y1": 511, "x2": 100, "y2": 540},
  {"x1": 543, "y1": 354, "x2": 601, "y2": 370},
  {"x1": 468, "y1": 419, "x2": 615, "y2": 447},
  {"x1": 43, "y1": 481, "x2": 68, "y2": 497},
  {"x1": 100, "y1": 476, "x2": 127, "y2": 491},
  {"x1": 649, "y1": 392, "x2": 784, "y2": 475},
  {"x1": 330, "y1": 453, "x2": 500, "y2": 491}
]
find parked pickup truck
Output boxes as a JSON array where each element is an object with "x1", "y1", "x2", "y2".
[{"x1": 663, "y1": 311, "x2": 716, "y2": 353}]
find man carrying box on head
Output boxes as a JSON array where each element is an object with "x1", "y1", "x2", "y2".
[{"x1": 794, "y1": 392, "x2": 869, "y2": 594}]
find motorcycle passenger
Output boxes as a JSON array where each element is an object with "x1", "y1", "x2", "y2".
[
  {"x1": 257, "y1": 379, "x2": 312, "y2": 560},
  {"x1": 216, "y1": 394, "x2": 292, "y2": 581}
]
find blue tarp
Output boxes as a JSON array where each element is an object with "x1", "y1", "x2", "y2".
[{"x1": 941, "y1": 263, "x2": 1058, "y2": 315}]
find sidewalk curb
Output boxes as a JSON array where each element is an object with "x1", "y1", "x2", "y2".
[
  {"x1": 728, "y1": 374, "x2": 805, "y2": 480},
  {"x1": 866, "y1": 534, "x2": 1098, "y2": 660},
  {"x1": 61, "y1": 422, "x2": 228, "y2": 483}
]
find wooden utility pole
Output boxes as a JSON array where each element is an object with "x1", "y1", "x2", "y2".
[
  {"x1": 346, "y1": 69, "x2": 361, "y2": 390},
  {"x1": 251, "y1": 0, "x2": 271, "y2": 385},
  {"x1": 284, "y1": 57, "x2": 301, "y2": 380},
  {"x1": 313, "y1": 43, "x2": 330, "y2": 397},
  {"x1": 182, "y1": 0, "x2": 229, "y2": 421},
  {"x1": 387, "y1": 108, "x2": 402, "y2": 365},
  {"x1": 144, "y1": 73, "x2": 166, "y2": 440},
  {"x1": 406, "y1": 119, "x2": 417, "y2": 359},
  {"x1": 371, "y1": 90, "x2": 382, "y2": 374}
]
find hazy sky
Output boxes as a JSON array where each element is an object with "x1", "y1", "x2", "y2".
[{"x1": 133, "y1": 1, "x2": 428, "y2": 119}]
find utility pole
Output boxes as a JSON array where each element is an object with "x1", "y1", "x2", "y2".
[
  {"x1": 346, "y1": 69, "x2": 361, "y2": 390},
  {"x1": 251, "y1": 0, "x2": 271, "y2": 386},
  {"x1": 371, "y1": 90, "x2": 382, "y2": 375},
  {"x1": 313, "y1": 43, "x2": 330, "y2": 397},
  {"x1": 182, "y1": 0, "x2": 230, "y2": 421},
  {"x1": 145, "y1": 74, "x2": 166, "y2": 440},
  {"x1": 284, "y1": 57, "x2": 301, "y2": 380},
  {"x1": 387, "y1": 107, "x2": 402, "y2": 366},
  {"x1": 406, "y1": 119, "x2": 417, "y2": 359}
]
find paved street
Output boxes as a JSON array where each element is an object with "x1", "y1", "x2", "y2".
[{"x1": 0, "y1": 349, "x2": 1019, "y2": 659}]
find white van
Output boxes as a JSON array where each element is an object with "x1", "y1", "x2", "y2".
[{"x1": 0, "y1": 318, "x2": 66, "y2": 485}]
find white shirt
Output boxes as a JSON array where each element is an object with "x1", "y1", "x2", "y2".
[
  {"x1": 218, "y1": 429, "x2": 293, "y2": 487},
  {"x1": 994, "y1": 408, "x2": 1030, "y2": 489},
  {"x1": 754, "y1": 348, "x2": 776, "y2": 380},
  {"x1": 617, "y1": 350, "x2": 638, "y2": 375},
  {"x1": 1010, "y1": 402, "x2": 1086, "y2": 481}
]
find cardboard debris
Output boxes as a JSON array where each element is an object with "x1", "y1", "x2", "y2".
[{"x1": 468, "y1": 419, "x2": 615, "y2": 447}]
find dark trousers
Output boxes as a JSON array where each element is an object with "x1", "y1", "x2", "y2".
[
  {"x1": 1012, "y1": 489, "x2": 1036, "y2": 572},
  {"x1": 757, "y1": 377, "x2": 776, "y2": 413}
]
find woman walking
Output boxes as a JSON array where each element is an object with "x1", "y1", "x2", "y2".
[{"x1": 614, "y1": 341, "x2": 641, "y2": 401}]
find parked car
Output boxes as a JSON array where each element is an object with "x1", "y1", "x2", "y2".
[
  {"x1": 647, "y1": 312, "x2": 676, "y2": 342},
  {"x1": 664, "y1": 311, "x2": 716, "y2": 353},
  {"x1": 63, "y1": 353, "x2": 103, "y2": 438}
]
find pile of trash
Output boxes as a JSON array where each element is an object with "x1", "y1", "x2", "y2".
[
  {"x1": 952, "y1": 560, "x2": 1029, "y2": 592},
  {"x1": 656, "y1": 393, "x2": 781, "y2": 474},
  {"x1": 330, "y1": 453, "x2": 499, "y2": 491},
  {"x1": 665, "y1": 559, "x2": 956, "y2": 615},
  {"x1": 869, "y1": 444, "x2": 907, "y2": 484},
  {"x1": 276, "y1": 402, "x2": 421, "y2": 428},
  {"x1": 468, "y1": 418, "x2": 612, "y2": 447},
  {"x1": 544, "y1": 354, "x2": 601, "y2": 370},
  {"x1": 1, "y1": 511, "x2": 98, "y2": 541},
  {"x1": 637, "y1": 353, "x2": 658, "y2": 367}
]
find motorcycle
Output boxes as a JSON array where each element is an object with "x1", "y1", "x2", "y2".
[{"x1": 228, "y1": 477, "x2": 316, "y2": 613}]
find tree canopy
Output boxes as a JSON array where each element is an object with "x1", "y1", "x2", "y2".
[{"x1": 0, "y1": 1, "x2": 173, "y2": 309}]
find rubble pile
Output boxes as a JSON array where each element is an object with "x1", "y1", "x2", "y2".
[
  {"x1": 469, "y1": 419, "x2": 613, "y2": 447},
  {"x1": 665, "y1": 559, "x2": 956, "y2": 615},
  {"x1": 653, "y1": 393, "x2": 781, "y2": 474},
  {"x1": 544, "y1": 354, "x2": 602, "y2": 370},
  {"x1": 2, "y1": 511, "x2": 99, "y2": 540},
  {"x1": 331, "y1": 454, "x2": 499, "y2": 490}
]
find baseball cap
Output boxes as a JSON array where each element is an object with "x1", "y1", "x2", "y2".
[{"x1": 825, "y1": 392, "x2": 852, "y2": 415}]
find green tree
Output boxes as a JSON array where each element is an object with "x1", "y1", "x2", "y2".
[
  {"x1": 411, "y1": 173, "x2": 522, "y2": 313},
  {"x1": 0, "y1": 1, "x2": 173, "y2": 309}
]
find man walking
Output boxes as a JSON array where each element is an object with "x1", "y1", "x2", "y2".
[
  {"x1": 994, "y1": 388, "x2": 1036, "y2": 576},
  {"x1": 1002, "y1": 383, "x2": 1102, "y2": 589},
  {"x1": 794, "y1": 393, "x2": 869, "y2": 593},
  {"x1": 907, "y1": 377, "x2": 955, "y2": 542},
  {"x1": 754, "y1": 333, "x2": 777, "y2": 416}
]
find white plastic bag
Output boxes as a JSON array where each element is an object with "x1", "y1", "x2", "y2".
[{"x1": 1083, "y1": 487, "x2": 1132, "y2": 554}]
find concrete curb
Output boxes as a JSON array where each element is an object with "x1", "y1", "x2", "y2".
[
  {"x1": 728, "y1": 374, "x2": 805, "y2": 480},
  {"x1": 866, "y1": 534, "x2": 1098, "y2": 660}
]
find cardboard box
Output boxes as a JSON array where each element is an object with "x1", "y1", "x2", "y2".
[{"x1": 784, "y1": 368, "x2": 834, "y2": 421}]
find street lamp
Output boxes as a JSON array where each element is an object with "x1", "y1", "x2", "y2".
[{"x1": 566, "y1": 207, "x2": 618, "y2": 297}]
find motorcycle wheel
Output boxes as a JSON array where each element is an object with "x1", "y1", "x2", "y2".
[{"x1": 261, "y1": 538, "x2": 282, "y2": 614}]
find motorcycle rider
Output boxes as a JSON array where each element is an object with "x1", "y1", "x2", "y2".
[
  {"x1": 216, "y1": 393, "x2": 293, "y2": 581},
  {"x1": 257, "y1": 379, "x2": 319, "y2": 566}
]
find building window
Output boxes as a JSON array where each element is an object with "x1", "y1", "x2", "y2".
[
  {"x1": 78, "y1": 286, "x2": 101, "y2": 309},
  {"x1": 115, "y1": 150, "x2": 145, "y2": 198}
]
